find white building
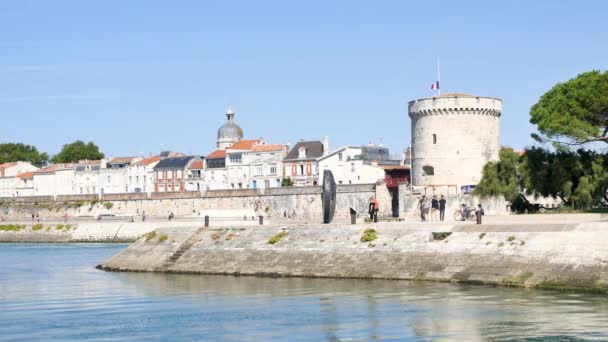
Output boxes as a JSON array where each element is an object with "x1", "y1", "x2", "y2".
[
  {"x1": 153, "y1": 156, "x2": 194, "y2": 192},
  {"x1": 99, "y1": 157, "x2": 143, "y2": 195},
  {"x1": 249, "y1": 144, "x2": 287, "y2": 189},
  {"x1": 203, "y1": 150, "x2": 227, "y2": 190},
  {"x1": 408, "y1": 92, "x2": 502, "y2": 192},
  {"x1": 32, "y1": 164, "x2": 76, "y2": 196},
  {"x1": 0, "y1": 162, "x2": 39, "y2": 197},
  {"x1": 225, "y1": 140, "x2": 260, "y2": 189},
  {"x1": 185, "y1": 159, "x2": 205, "y2": 192},
  {"x1": 318, "y1": 146, "x2": 386, "y2": 185},
  {"x1": 73, "y1": 160, "x2": 102, "y2": 195},
  {"x1": 127, "y1": 156, "x2": 160, "y2": 194}
]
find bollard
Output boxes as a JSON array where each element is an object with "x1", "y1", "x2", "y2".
[
  {"x1": 349, "y1": 208, "x2": 357, "y2": 225},
  {"x1": 204, "y1": 215, "x2": 209, "y2": 228},
  {"x1": 259, "y1": 215, "x2": 264, "y2": 226}
]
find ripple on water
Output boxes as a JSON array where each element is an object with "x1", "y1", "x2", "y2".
[{"x1": 1, "y1": 243, "x2": 608, "y2": 342}]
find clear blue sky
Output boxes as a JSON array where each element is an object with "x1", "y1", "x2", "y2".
[{"x1": 1, "y1": 1, "x2": 606, "y2": 158}]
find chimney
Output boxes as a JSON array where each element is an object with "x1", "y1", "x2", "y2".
[{"x1": 322, "y1": 136, "x2": 329, "y2": 156}]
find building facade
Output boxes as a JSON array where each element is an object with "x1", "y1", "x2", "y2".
[
  {"x1": 153, "y1": 156, "x2": 194, "y2": 192},
  {"x1": 283, "y1": 140, "x2": 325, "y2": 186},
  {"x1": 249, "y1": 144, "x2": 287, "y2": 189}
]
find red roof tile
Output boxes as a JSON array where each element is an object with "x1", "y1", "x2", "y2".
[
  {"x1": 206, "y1": 150, "x2": 226, "y2": 159},
  {"x1": 17, "y1": 171, "x2": 34, "y2": 179},
  {"x1": 251, "y1": 144, "x2": 285, "y2": 152},
  {"x1": 136, "y1": 156, "x2": 161, "y2": 166},
  {"x1": 189, "y1": 160, "x2": 204, "y2": 169},
  {"x1": 227, "y1": 139, "x2": 262, "y2": 151}
]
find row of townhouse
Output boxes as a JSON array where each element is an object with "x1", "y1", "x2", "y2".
[{"x1": 0, "y1": 108, "x2": 409, "y2": 198}]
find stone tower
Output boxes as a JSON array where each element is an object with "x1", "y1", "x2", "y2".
[
  {"x1": 408, "y1": 93, "x2": 502, "y2": 191},
  {"x1": 217, "y1": 106, "x2": 244, "y2": 149}
]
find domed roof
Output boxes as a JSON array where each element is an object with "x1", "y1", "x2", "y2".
[{"x1": 217, "y1": 106, "x2": 244, "y2": 141}]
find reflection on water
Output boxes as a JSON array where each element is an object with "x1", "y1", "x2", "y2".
[{"x1": 1, "y1": 243, "x2": 607, "y2": 341}]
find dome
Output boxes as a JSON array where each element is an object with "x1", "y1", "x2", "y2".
[
  {"x1": 217, "y1": 122, "x2": 244, "y2": 140},
  {"x1": 216, "y1": 106, "x2": 244, "y2": 149}
]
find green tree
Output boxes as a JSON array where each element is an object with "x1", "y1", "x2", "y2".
[
  {"x1": 0, "y1": 143, "x2": 49, "y2": 167},
  {"x1": 530, "y1": 70, "x2": 608, "y2": 147},
  {"x1": 473, "y1": 148, "x2": 521, "y2": 202},
  {"x1": 281, "y1": 177, "x2": 293, "y2": 187},
  {"x1": 51, "y1": 140, "x2": 105, "y2": 163}
]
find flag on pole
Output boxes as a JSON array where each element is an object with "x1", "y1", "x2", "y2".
[{"x1": 430, "y1": 81, "x2": 440, "y2": 90}]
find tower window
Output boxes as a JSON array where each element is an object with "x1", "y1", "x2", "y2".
[
  {"x1": 422, "y1": 166, "x2": 435, "y2": 176},
  {"x1": 433, "y1": 134, "x2": 437, "y2": 144}
]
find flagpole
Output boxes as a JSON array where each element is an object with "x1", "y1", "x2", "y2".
[{"x1": 437, "y1": 59, "x2": 441, "y2": 96}]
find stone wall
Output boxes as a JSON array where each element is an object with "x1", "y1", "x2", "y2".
[{"x1": 100, "y1": 220, "x2": 608, "y2": 293}]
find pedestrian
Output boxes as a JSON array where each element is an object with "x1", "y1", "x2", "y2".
[
  {"x1": 372, "y1": 197, "x2": 379, "y2": 223},
  {"x1": 418, "y1": 196, "x2": 426, "y2": 222},
  {"x1": 431, "y1": 196, "x2": 439, "y2": 221},
  {"x1": 142, "y1": 211, "x2": 146, "y2": 222},
  {"x1": 461, "y1": 204, "x2": 470, "y2": 221},
  {"x1": 476, "y1": 204, "x2": 484, "y2": 224},
  {"x1": 423, "y1": 197, "x2": 431, "y2": 222},
  {"x1": 36, "y1": 213, "x2": 39, "y2": 222},
  {"x1": 168, "y1": 211, "x2": 174, "y2": 221},
  {"x1": 63, "y1": 212, "x2": 69, "y2": 223},
  {"x1": 439, "y1": 195, "x2": 446, "y2": 221},
  {"x1": 31, "y1": 213, "x2": 35, "y2": 221}
]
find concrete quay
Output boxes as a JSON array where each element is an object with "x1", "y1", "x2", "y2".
[{"x1": 97, "y1": 213, "x2": 608, "y2": 293}]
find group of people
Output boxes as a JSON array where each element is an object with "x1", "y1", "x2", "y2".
[{"x1": 418, "y1": 195, "x2": 447, "y2": 222}]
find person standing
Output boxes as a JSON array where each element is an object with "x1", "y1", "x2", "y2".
[
  {"x1": 368, "y1": 197, "x2": 379, "y2": 223},
  {"x1": 418, "y1": 196, "x2": 426, "y2": 222},
  {"x1": 439, "y1": 195, "x2": 446, "y2": 221},
  {"x1": 431, "y1": 196, "x2": 439, "y2": 221},
  {"x1": 476, "y1": 204, "x2": 484, "y2": 224},
  {"x1": 423, "y1": 197, "x2": 431, "y2": 222}
]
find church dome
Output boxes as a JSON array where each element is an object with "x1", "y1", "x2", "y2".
[
  {"x1": 217, "y1": 122, "x2": 244, "y2": 140},
  {"x1": 217, "y1": 106, "x2": 244, "y2": 149}
]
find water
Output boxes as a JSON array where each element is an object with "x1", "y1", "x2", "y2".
[{"x1": 1, "y1": 244, "x2": 608, "y2": 342}]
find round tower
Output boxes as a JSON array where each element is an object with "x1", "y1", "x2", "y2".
[
  {"x1": 408, "y1": 93, "x2": 502, "y2": 191},
  {"x1": 217, "y1": 106, "x2": 244, "y2": 149}
]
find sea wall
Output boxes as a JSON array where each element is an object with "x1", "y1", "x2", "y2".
[
  {"x1": 100, "y1": 218, "x2": 608, "y2": 293},
  {"x1": 0, "y1": 184, "x2": 381, "y2": 222},
  {"x1": 0, "y1": 221, "x2": 202, "y2": 243}
]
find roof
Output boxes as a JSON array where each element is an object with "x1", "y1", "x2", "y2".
[
  {"x1": 154, "y1": 156, "x2": 194, "y2": 170},
  {"x1": 227, "y1": 139, "x2": 262, "y2": 151},
  {"x1": 17, "y1": 171, "x2": 34, "y2": 179},
  {"x1": 206, "y1": 150, "x2": 226, "y2": 159},
  {"x1": 108, "y1": 157, "x2": 138, "y2": 165},
  {"x1": 77, "y1": 160, "x2": 101, "y2": 165},
  {"x1": 34, "y1": 163, "x2": 75, "y2": 174},
  {"x1": 189, "y1": 160, "x2": 204, "y2": 169},
  {"x1": 284, "y1": 141, "x2": 324, "y2": 161},
  {"x1": 251, "y1": 144, "x2": 285, "y2": 152},
  {"x1": 136, "y1": 156, "x2": 161, "y2": 166},
  {"x1": 0, "y1": 162, "x2": 17, "y2": 169}
]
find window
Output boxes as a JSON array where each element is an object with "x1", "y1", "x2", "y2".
[
  {"x1": 230, "y1": 154, "x2": 242, "y2": 164},
  {"x1": 264, "y1": 180, "x2": 270, "y2": 188},
  {"x1": 107, "y1": 176, "x2": 111, "y2": 182},
  {"x1": 338, "y1": 153, "x2": 343, "y2": 161},
  {"x1": 433, "y1": 134, "x2": 437, "y2": 144},
  {"x1": 136, "y1": 176, "x2": 139, "y2": 183},
  {"x1": 422, "y1": 165, "x2": 435, "y2": 176},
  {"x1": 269, "y1": 166, "x2": 277, "y2": 175},
  {"x1": 300, "y1": 165, "x2": 304, "y2": 175},
  {"x1": 351, "y1": 163, "x2": 355, "y2": 172},
  {"x1": 256, "y1": 166, "x2": 263, "y2": 176}
]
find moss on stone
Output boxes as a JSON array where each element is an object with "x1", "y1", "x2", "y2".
[
  {"x1": 157, "y1": 234, "x2": 169, "y2": 242},
  {"x1": 32, "y1": 223, "x2": 44, "y2": 231},
  {"x1": 268, "y1": 231, "x2": 288, "y2": 245},
  {"x1": 144, "y1": 231, "x2": 157, "y2": 241},
  {"x1": 361, "y1": 228, "x2": 377, "y2": 242}
]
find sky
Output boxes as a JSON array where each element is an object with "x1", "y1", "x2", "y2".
[{"x1": 0, "y1": 1, "x2": 606, "y2": 158}]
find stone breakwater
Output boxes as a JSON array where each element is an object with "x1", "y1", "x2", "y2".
[
  {"x1": 0, "y1": 221, "x2": 204, "y2": 243},
  {"x1": 100, "y1": 217, "x2": 608, "y2": 293}
]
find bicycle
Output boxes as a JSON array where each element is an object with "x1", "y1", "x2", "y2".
[{"x1": 453, "y1": 208, "x2": 477, "y2": 221}]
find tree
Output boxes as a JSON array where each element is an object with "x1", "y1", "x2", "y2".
[
  {"x1": 281, "y1": 177, "x2": 293, "y2": 187},
  {"x1": 51, "y1": 140, "x2": 105, "y2": 163},
  {"x1": 0, "y1": 143, "x2": 49, "y2": 167},
  {"x1": 530, "y1": 70, "x2": 608, "y2": 147},
  {"x1": 473, "y1": 148, "x2": 521, "y2": 202}
]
